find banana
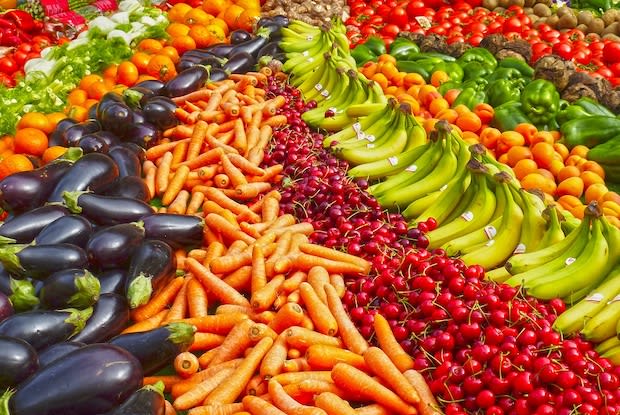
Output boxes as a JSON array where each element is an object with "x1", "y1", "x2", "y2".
[
  {"x1": 596, "y1": 335, "x2": 620, "y2": 355},
  {"x1": 303, "y1": 58, "x2": 338, "y2": 104},
  {"x1": 553, "y1": 265, "x2": 620, "y2": 336},
  {"x1": 581, "y1": 292, "x2": 620, "y2": 343},
  {"x1": 322, "y1": 102, "x2": 392, "y2": 148},
  {"x1": 401, "y1": 189, "x2": 444, "y2": 220},
  {"x1": 403, "y1": 121, "x2": 427, "y2": 151},
  {"x1": 600, "y1": 345, "x2": 620, "y2": 365},
  {"x1": 460, "y1": 173, "x2": 524, "y2": 270},
  {"x1": 318, "y1": 75, "x2": 371, "y2": 131},
  {"x1": 347, "y1": 144, "x2": 429, "y2": 180},
  {"x1": 346, "y1": 102, "x2": 388, "y2": 118},
  {"x1": 282, "y1": 38, "x2": 332, "y2": 73},
  {"x1": 510, "y1": 187, "x2": 547, "y2": 254},
  {"x1": 333, "y1": 106, "x2": 401, "y2": 150},
  {"x1": 526, "y1": 218, "x2": 609, "y2": 300},
  {"x1": 296, "y1": 60, "x2": 330, "y2": 99},
  {"x1": 538, "y1": 205, "x2": 566, "y2": 247},
  {"x1": 485, "y1": 266, "x2": 512, "y2": 283},
  {"x1": 443, "y1": 214, "x2": 503, "y2": 257},
  {"x1": 301, "y1": 70, "x2": 351, "y2": 127}
]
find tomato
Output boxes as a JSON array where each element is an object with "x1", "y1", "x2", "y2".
[
  {"x1": 486, "y1": 20, "x2": 503, "y2": 33},
  {"x1": 387, "y1": 7, "x2": 408, "y2": 27},
  {"x1": 405, "y1": 0, "x2": 425, "y2": 16},
  {"x1": 0, "y1": 73, "x2": 14, "y2": 87},
  {"x1": 428, "y1": 26, "x2": 446, "y2": 35},
  {"x1": 552, "y1": 42, "x2": 573, "y2": 60},
  {"x1": 603, "y1": 42, "x2": 620, "y2": 64},
  {"x1": 574, "y1": 49, "x2": 592, "y2": 65},
  {"x1": 469, "y1": 33, "x2": 483, "y2": 46},
  {"x1": 17, "y1": 43, "x2": 32, "y2": 53},
  {"x1": 0, "y1": 57, "x2": 17, "y2": 74},
  {"x1": 381, "y1": 23, "x2": 400, "y2": 37},
  {"x1": 31, "y1": 35, "x2": 51, "y2": 48},
  {"x1": 596, "y1": 66, "x2": 614, "y2": 78},
  {"x1": 376, "y1": 4, "x2": 391, "y2": 17},
  {"x1": 503, "y1": 16, "x2": 523, "y2": 33},
  {"x1": 12, "y1": 50, "x2": 28, "y2": 66},
  {"x1": 507, "y1": 5, "x2": 524, "y2": 14},
  {"x1": 543, "y1": 29, "x2": 560, "y2": 43},
  {"x1": 360, "y1": 25, "x2": 378, "y2": 37},
  {"x1": 609, "y1": 62, "x2": 620, "y2": 77}
]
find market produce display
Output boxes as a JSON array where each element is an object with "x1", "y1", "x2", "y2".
[{"x1": 0, "y1": 0, "x2": 620, "y2": 413}]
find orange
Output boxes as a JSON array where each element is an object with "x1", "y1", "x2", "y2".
[
  {"x1": 505, "y1": 146, "x2": 533, "y2": 167},
  {"x1": 185, "y1": 8, "x2": 212, "y2": 26},
  {"x1": 167, "y1": 3, "x2": 193, "y2": 22},
  {"x1": 46, "y1": 112, "x2": 67, "y2": 129},
  {"x1": 159, "y1": 46, "x2": 180, "y2": 64},
  {"x1": 530, "y1": 131, "x2": 554, "y2": 146},
  {"x1": 513, "y1": 159, "x2": 538, "y2": 180},
  {"x1": 556, "y1": 176, "x2": 585, "y2": 198},
  {"x1": 171, "y1": 35, "x2": 197, "y2": 55},
  {"x1": 455, "y1": 112, "x2": 482, "y2": 133},
  {"x1": 87, "y1": 80, "x2": 109, "y2": 100},
  {"x1": 67, "y1": 105, "x2": 89, "y2": 122},
  {"x1": 531, "y1": 142, "x2": 555, "y2": 169},
  {"x1": 67, "y1": 88, "x2": 88, "y2": 106},
  {"x1": 565, "y1": 155, "x2": 584, "y2": 167},
  {"x1": 131, "y1": 52, "x2": 152, "y2": 73},
  {"x1": 206, "y1": 24, "x2": 226, "y2": 42},
  {"x1": 585, "y1": 183, "x2": 609, "y2": 203},
  {"x1": 14, "y1": 127, "x2": 48, "y2": 157},
  {"x1": 580, "y1": 170, "x2": 604, "y2": 189},
  {"x1": 166, "y1": 22, "x2": 190, "y2": 37},
  {"x1": 78, "y1": 74, "x2": 103, "y2": 92},
  {"x1": 138, "y1": 38, "x2": 164, "y2": 54},
  {"x1": 116, "y1": 61, "x2": 140, "y2": 87},
  {"x1": 17, "y1": 112, "x2": 53, "y2": 134},
  {"x1": 557, "y1": 165, "x2": 581, "y2": 182},
  {"x1": 430, "y1": 70, "x2": 449, "y2": 87},
  {"x1": 146, "y1": 55, "x2": 177, "y2": 82},
  {"x1": 188, "y1": 24, "x2": 215, "y2": 48},
  {"x1": 569, "y1": 145, "x2": 589, "y2": 158},
  {"x1": 42, "y1": 146, "x2": 68, "y2": 164},
  {"x1": 102, "y1": 64, "x2": 118, "y2": 80},
  {"x1": 203, "y1": 0, "x2": 231, "y2": 16},
  {"x1": 220, "y1": 4, "x2": 245, "y2": 28},
  {"x1": 0, "y1": 154, "x2": 34, "y2": 179}
]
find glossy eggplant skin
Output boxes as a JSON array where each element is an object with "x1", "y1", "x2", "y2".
[
  {"x1": 9, "y1": 344, "x2": 143, "y2": 415},
  {"x1": 0, "y1": 335, "x2": 39, "y2": 389},
  {"x1": 232, "y1": 34, "x2": 269, "y2": 57},
  {"x1": 0, "y1": 205, "x2": 70, "y2": 243},
  {"x1": 114, "y1": 142, "x2": 147, "y2": 163},
  {"x1": 122, "y1": 122, "x2": 162, "y2": 149},
  {"x1": 124, "y1": 239, "x2": 175, "y2": 309},
  {"x1": 209, "y1": 68, "x2": 228, "y2": 82},
  {"x1": 108, "y1": 145, "x2": 141, "y2": 178},
  {"x1": 78, "y1": 133, "x2": 110, "y2": 154},
  {"x1": 205, "y1": 42, "x2": 236, "y2": 58},
  {"x1": 133, "y1": 79, "x2": 167, "y2": 96},
  {"x1": 142, "y1": 97, "x2": 178, "y2": 130},
  {"x1": 63, "y1": 120, "x2": 102, "y2": 148},
  {"x1": 164, "y1": 66, "x2": 209, "y2": 98},
  {"x1": 104, "y1": 384, "x2": 165, "y2": 415},
  {"x1": 39, "y1": 268, "x2": 100, "y2": 310},
  {"x1": 48, "y1": 118, "x2": 78, "y2": 147},
  {"x1": 223, "y1": 51, "x2": 256, "y2": 74},
  {"x1": 100, "y1": 102, "x2": 134, "y2": 138},
  {"x1": 38, "y1": 341, "x2": 85, "y2": 368},
  {"x1": 34, "y1": 215, "x2": 93, "y2": 247},
  {"x1": 97, "y1": 269, "x2": 127, "y2": 295},
  {"x1": 258, "y1": 41, "x2": 282, "y2": 58},
  {"x1": 0, "y1": 159, "x2": 74, "y2": 214},
  {"x1": 86, "y1": 222, "x2": 145, "y2": 270},
  {"x1": 72, "y1": 293, "x2": 130, "y2": 344},
  {"x1": 47, "y1": 153, "x2": 120, "y2": 203},
  {"x1": 69, "y1": 193, "x2": 153, "y2": 226},
  {"x1": 104, "y1": 176, "x2": 150, "y2": 203},
  {"x1": 10, "y1": 244, "x2": 89, "y2": 280},
  {"x1": 95, "y1": 92, "x2": 125, "y2": 120},
  {"x1": 0, "y1": 308, "x2": 91, "y2": 350},
  {"x1": 141, "y1": 213, "x2": 204, "y2": 249},
  {"x1": 230, "y1": 29, "x2": 252, "y2": 44},
  {"x1": 0, "y1": 290, "x2": 13, "y2": 322},
  {"x1": 93, "y1": 131, "x2": 122, "y2": 148}
]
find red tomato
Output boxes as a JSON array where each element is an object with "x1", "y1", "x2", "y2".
[
  {"x1": 596, "y1": 66, "x2": 614, "y2": 78},
  {"x1": 469, "y1": 33, "x2": 483, "y2": 46},
  {"x1": 609, "y1": 62, "x2": 620, "y2": 77},
  {"x1": 573, "y1": 49, "x2": 592, "y2": 65},
  {"x1": 387, "y1": 7, "x2": 408, "y2": 27},
  {"x1": 543, "y1": 30, "x2": 560, "y2": 42},
  {"x1": 503, "y1": 16, "x2": 523, "y2": 32},
  {"x1": 0, "y1": 57, "x2": 17, "y2": 74},
  {"x1": 552, "y1": 42, "x2": 573, "y2": 60},
  {"x1": 12, "y1": 50, "x2": 28, "y2": 66},
  {"x1": 381, "y1": 23, "x2": 400, "y2": 37},
  {"x1": 17, "y1": 43, "x2": 32, "y2": 53},
  {"x1": 603, "y1": 42, "x2": 620, "y2": 64}
]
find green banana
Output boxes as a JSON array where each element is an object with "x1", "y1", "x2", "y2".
[
  {"x1": 443, "y1": 214, "x2": 503, "y2": 257},
  {"x1": 600, "y1": 345, "x2": 620, "y2": 365},
  {"x1": 596, "y1": 334, "x2": 620, "y2": 355},
  {"x1": 538, "y1": 205, "x2": 566, "y2": 247},
  {"x1": 346, "y1": 102, "x2": 390, "y2": 118},
  {"x1": 510, "y1": 186, "x2": 547, "y2": 254},
  {"x1": 322, "y1": 103, "x2": 392, "y2": 148},
  {"x1": 485, "y1": 266, "x2": 512, "y2": 283},
  {"x1": 333, "y1": 106, "x2": 401, "y2": 150},
  {"x1": 347, "y1": 143, "x2": 428, "y2": 181}
]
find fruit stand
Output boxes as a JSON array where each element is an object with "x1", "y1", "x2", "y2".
[{"x1": 0, "y1": 0, "x2": 619, "y2": 414}]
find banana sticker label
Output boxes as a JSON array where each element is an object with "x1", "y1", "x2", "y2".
[
  {"x1": 585, "y1": 293, "x2": 604, "y2": 303},
  {"x1": 484, "y1": 225, "x2": 497, "y2": 240},
  {"x1": 461, "y1": 211, "x2": 474, "y2": 222},
  {"x1": 513, "y1": 243, "x2": 526, "y2": 255},
  {"x1": 406, "y1": 165, "x2": 417, "y2": 172},
  {"x1": 565, "y1": 257, "x2": 576, "y2": 266},
  {"x1": 388, "y1": 156, "x2": 398, "y2": 166}
]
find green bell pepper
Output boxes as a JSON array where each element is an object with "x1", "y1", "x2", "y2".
[
  {"x1": 431, "y1": 61, "x2": 464, "y2": 83},
  {"x1": 462, "y1": 61, "x2": 493, "y2": 81},
  {"x1": 520, "y1": 79, "x2": 561, "y2": 128},
  {"x1": 485, "y1": 79, "x2": 522, "y2": 107},
  {"x1": 438, "y1": 80, "x2": 462, "y2": 96},
  {"x1": 453, "y1": 87, "x2": 486, "y2": 110},
  {"x1": 491, "y1": 101, "x2": 532, "y2": 131},
  {"x1": 405, "y1": 52, "x2": 456, "y2": 62},
  {"x1": 588, "y1": 135, "x2": 620, "y2": 166},
  {"x1": 457, "y1": 48, "x2": 497, "y2": 71},
  {"x1": 362, "y1": 36, "x2": 387, "y2": 57},
  {"x1": 497, "y1": 57, "x2": 534, "y2": 78},
  {"x1": 556, "y1": 105, "x2": 594, "y2": 125},
  {"x1": 560, "y1": 116, "x2": 620, "y2": 148},
  {"x1": 396, "y1": 60, "x2": 432, "y2": 82},
  {"x1": 573, "y1": 97, "x2": 615, "y2": 118},
  {"x1": 389, "y1": 37, "x2": 420, "y2": 61},
  {"x1": 351, "y1": 44, "x2": 377, "y2": 66},
  {"x1": 486, "y1": 67, "x2": 524, "y2": 84}
]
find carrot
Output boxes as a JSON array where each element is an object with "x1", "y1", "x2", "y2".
[
  {"x1": 144, "y1": 161, "x2": 157, "y2": 199},
  {"x1": 240, "y1": 222, "x2": 263, "y2": 240},
  {"x1": 227, "y1": 240, "x2": 250, "y2": 255},
  {"x1": 260, "y1": 332, "x2": 288, "y2": 380},
  {"x1": 267, "y1": 379, "x2": 327, "y2": 415},
  {"x1": 205, "y1": 336, "x2": 274, "y2": 404},
  {"x1": 260, "y1": 198, "x2": 280, "y2": 225},
  {"x1": 122, "y1": 309, "x2": 168, "y2": 333},
  {"x1": 282, "y1": 357, "x2": 311, "y2": 373},
  {"x1": 228, "y1": 153, "x2": 265, "y2": 176},
  {"x1": 268, "y1": 302, "x2": 305, "y2": 333},
  {"x1": 177, "y1": 147, "x2": 225, "y2": 171},
  {"x1": 403, "y1": 370, "x2": 442, "y2": 415},
  {"x1": 174, "y1": 351, "x2": 200, "y2": 379},
  {"x1": 191, "y1": 165, "x2": 219, "y2": 180},
  {"x1": 260, "y1": 115, "x2": 288, "y2": 128},
  {"x1": 186, "y1": 191, "x2": 206, "y2": 215},
  {"x1": 162, "y1": 276, "x2": 191, "y2": 324},
  {"x1": 211, "y1": 251, "x2": 253, "y2": 274},
  {"x1": 177, "y1": 359, "x2": 244, "y2": 392},
  {"x1": 246, "y1": 374, "x2": 267, "y2": 396},
  {"x1": 245, "y1": 71, "x2": 268, "y2": 84},
  {"x1": 171, "y1": 139, "x2": 189, "y2": 167},
  {"x1": 263, "y1": 95, "x2": 286, "y2": 116},
  {"x1": 324, "y1": 284, "x2": 368, "y2": 355},
  {"x1": 269, "y1": 223, "x2": 313, "y2": 238},
  {"x1": 208, "y1": 318, "x2": 256, "y2": 367},
  {"x1": 204, "y1": 227, "x2": 222, "y2": 245},
  {"x1": 189, "y1": 332, "x2": 226, "y2": 352},
  {"x1": 251, "y1": 243, "x2": 267, "y2": 294},
  {"x1": 373, "y1": 314, "x2": 414, "y2": 373},
  {"x1": 188, "y1": 403, "x2": 245, "y2": 415},
  {"x1": 179, "y1": 312, "x2": 250, "y2": 335},
  {"x1": 271, "y1": 371, "x2": 333, "y2": 387},
  {"x1": 186, "y1": 258, "x2": 250, "y2": 307},
  {"x1": 305, "y1": 344, "x2": 367, "y2": 371},
  {"x1": 147, "y1": 138, "x2": 192, "y2": 161},
  {"x1": 143, "y1": 375, "x2": 183, "y2": 392},
  {"x1": 285, "y1": 326, "x2": 342, "y2": 350},
  {"x1": 251, "y1": 274, "x2": 285, "y2": 311},
  {"x1": 229, "y1": 73, "x2": 258, "y2": 86},
  {"x1": 363, "y1": 347, "x2": 420, "y2": 405},
  {"x1": 131, "y1": 276, "x2": 185, "y2": 321},
  {"x1": 156, "y1": 151, "x2": 174, "y2": 196},
  {"x1": 307, "y1": 267, "x2": 329, "y2": 304},
  {"x1": 354, "y1": 405, "x2": 390, "y2": 415},
  {"x1": 168, "y1": 190, "x2": 191, "y2": 214},
  {"x1": 288, "y1": 253, "x2": 367, "y2": 275},
  {"x1": 299, "y1": 282, "x2": 338, "y2": 336},
  {"x1": 331, "y1": 363, "x2": 416, "y2": 415},
  {"x1": 221, "y1": 153, "x2": 248, "y2": 187},
  {"x1": 223, "y1": 265, "x2": 253, "y2": 292},
  {"x1": 242, "y1": 395, "x2": 287, "y2": 415},
  {"x1": 282, "y1": 380, "x2": 342, "y2": 402},
  {"x1": 172, "y1": 88, "x2": 215, "y2": 105},
  {"x1": 249, "y1": 165, "x2": 284, "y2": 184},
  {"x1": 214, "y1": 174, "x2": 231, "y2": 188},
  {"x1": 203, "y1": 241, "x2": 226, "y2": 266},
  {"x1": 174, "y1": 366, "x2": 234, "y2": 410},
  {"x1": 299, "y1": 244, "x2": 371, "y2": 274},
  {"x1": 205, "y1": 213, "x2": 256, "y2": 245},
  {"x1": 203, "y1": 187, "x2": 261, "y2": 222},
  {"x1": 244, "y1": 126, "x2": 260, "y2": 156},
  {"x1": 329, "y1": 274, "x2": 345, "y2": 299},
  {"x1": 165, "y1": 399, "x2": 177, "y2": 415},
  {"x1": 248, "y1": 322, "x2": 278, "y2": 342},
  {"x1": 205, "y1": 130, "x2": 239, "y2": 154},
  {"x1": 265, "y1": 232, "x2": 292, "y2": 273},
  {"x1": 234, "y1": 182, "x2": 272, "y2": 200},
  {"x1": 315, "y1": 392, "x2": 357, "y2": 415}
]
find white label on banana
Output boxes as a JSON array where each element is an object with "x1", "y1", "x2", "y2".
[
  {"x1": 367, "y1": 143, "x2": 375, "y2": 148},
  {"x1": 306, "y1": 36, "x2": 313, "y2": 41},
  {"x1": 366, "y1": 134, "x2": 376, "y2": 142},
  {"x1": 484, "y1": 226, "x2": 497, "y2": 240},
  {"x1": 461, "y1": 211, "x2": 474, "y2": 221},
  {"x1": 513, "y1": 243, "x2": 526, "y2": 254},
  {"x1": 388, "y1": 156, "x2": 398, "y2": 166},
  {"x1": 307, "y1": 57, "x2": 314, "y2": 62},
  {"x1": 585, "y1": 293, "x2": 604, "y2": 303},
  {"x1": 321, "y1": 90, "x2": 330, "y2": 98},
  {"x1": 406, "y1": 165, "x2": 417, "y2": 172},
  {"x1": 328, "y1": 107, "x2": 339, "y2": 114},
  {"x1": 609, "y1": 294, "x2": 620, "y2": 303},
  {"x1": 440, "y1": 184, "x2": 448, "y2": 192},
  {"x1": 485, "y1": 239, "x2": 495, "y2": 247},
  {"x1": 314, "y1": 83, "x2": 323, "y2": 91},
  {"x1": 352, "y1": 122, "x2": 362, "y2": 135},
  {"x1": 565, "y1": 257, "x2": 576, "y2": 266},
  {"x1": 302, "y1": 51, "x2": 309, "y2": 56}
]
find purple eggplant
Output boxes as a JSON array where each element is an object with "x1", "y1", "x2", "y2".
[
  {"x1": 141, "y1": 213, "x2": 204, "y2": 249},
  {"x1": 0, "y1": 307, "x2": 92, "y2": 351},
  {"x1": 48, "y1": 118, "x2": 78, "y2": 147},
  {"x1": 164, "y1": 66, "x2": 210, "y2": 98},
  {"x1": 0, "y1": 336, "x2": 38, "y2": 389},
  {"x1": 0, "y1": 290, "x2": 13, "y2": 322},
  {"x1": 39, "y1": 268, "x2": 100, "y2": 310},
  {"x1": 103, "y1": 176, "x2": 150, "y2": 202},
  {"x1": 108, "y1": 144, "x2": 141, "y2": 178},
  {"x1": 0, "y1": 158, "x2": 75, "y2": 214},
  {"x1": 63, "y1": 191, "x2": 153, "y2": 226},
  {"x1": 34, "y1": 215, "x2": 93, "y2": 247},
  {"x1": 93, "y1": 130, "x2": 122, "y2": 148},
  {"x1": 63, "y1": 120, "x2": 101, "y2": 147},
  {"x1": 124, "y1": 239, "x2": 175, "y2": 309},
  {"x1": 0, "y1": 275, "x2": 39, "y2": 312},
  {"x1": 177, "y1": 58, "x2": 198, "y2": 71},
  {"x1": 37, "y1": 341, "x2": 85, "y2": 368},
  {"x1": 134, "y1": 79, "x2": 167, "y2": 96},
  {"x1": 123, "y1": 86, "x2": 156, "y2": 109},
  {"x1": 47, "y1": 152, "x2": 120, "y2": 203},
  {"x1": 122, "y1": 122, "x2": 162, "y2": 149},
  {"x1": 209, "y1": 67, "x2": 229, "y2": 82},
  {"x1": 223, "y1": 51, "x2": 256, "y2": 74},
  {"x1": 142, "y1": 96, "x2": 178, "y2": 130},
  {"x1": 258, "y1": 41, "x2": 282, "y2": 58},
  {"x1": 199, "y1": 55, "x2": 227, "y2": 68},
  {"x1": 103, "y1": 383, "x2": 165, "y2": 415},
  {"x1": 96, "y1": 91, "x2": 125, "y2": 120},
  {"x1": 114, "y1": 142, "x2": 147, "y2": 163},
  {"x1": 109, "y1": 322, "x2": 195, "y2": 375},
  {"x1": 99, "y1": 101, "x2": 134, "y2": 137},
  {"x1": 97, "y1": 269, "x2": 127, "y2": 295},
  {"x1": 2, "y1": 343, "x2": 143, "y2": 415},
  {"x1": 0, "y1": 205, "x2": 70, "y2": 243},
  {"x1": 231, "y1": 27, "x2": 270, "y2": 57},
  {"x1": 86, "y1": 222, "x2": 145, "y2": 270},
  {"x1": 0, "y1": 243, "x2": 88, "y2": 280},
  {"x1": 72, "y1": 293, "x2": 129, "y2": 344},
  {"x1": 77, "y1": 133, "x2": 110, "y2": 154},
  {"x1": 231, "y1": 29, "x2": 252, "y2": 44},
  {"x1": 205, "y1": 42, "x2": 236, "y2": 58}
]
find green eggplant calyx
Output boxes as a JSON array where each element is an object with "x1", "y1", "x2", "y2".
[
  {"x1": 8, "y1": 277, "x2": 39, "y2": 312},
  {"x1": 166, "y1": 322, "x2": 197, "y2": 350},
  {"x1": 127, "y1": 273, "x2": 153, "y2": 309},
  {"x1": 67, "y1": 270, "x2": 101, "y2": 309},
  {"x1": 0, "y1": 244, "x2": 27, "y2": 277},
  {"x1": 63, "y1": 307, "x2": 94, "y2": 337},
  {"x1": 62, "y1": 190, "x2": 91, "y2": 214}
]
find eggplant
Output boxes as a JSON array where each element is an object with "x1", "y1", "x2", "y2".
[
  {"x1": 95, "y1": 91, "x2": 125, "y2": 120},
  {"x1": 114, "y1": 142, "x2": 147, "y2": 163},
  {"x1": 142, "y1": 96, "x2": 178, "y2": 129},
  {"x1": 63, "y1": 191, "x2": 153, "y2": 226},
  {"x1": 177, "y1": 58, "x2": 198, "y2": 71},
  {"x1": 205, "y1": 42, "x2": 236, "y2": 58},
  {"x1": 72, "y1": 293, "x2": 130, "y2": 344},
  {"x1": 231, "y1": 29, "x2": 270, "y2": 57},
  {"x1": 271, "y1": 14, "x2": 290, "y2": 27},
  {"x1": 38, "y1": 341, "x2": 85, "y2": 368},
  {"x1": 103, "y1": 383, "x2": 165, "y2": 415},
  {"x1": 93, "y1": 130, "x2": 122, "y2": 148},
  {"x1": 108, "y1": 145, "x2": 142, "y2": 177},
  {"x1": 199, "y1": 55, "x2": 227, "y2": 68},
  {"x1": 88, "y1": 104, "x2": 98, "y2": 120},
  {"x1": 109, "y1": 322, "x2": 195, "y2": 375},
  {"x1": 0, "y1": 308, "x2": 92, "y2": 350},
  {"x1": 0, "y1": 205, "x2": 70, "y2": 243},
  {"x1": 4, "y1": 343, "x2": 143, "y2": 415},
  {"x1": 258, "y1": 41, "x2": 282, "y2": 58},
  {"x1": 86, "y1": 222, "x2": 145, "y2": 270},
  {"x1": 134, "y1": 79, "x2": 167, "y2": 96},
  {"x1": 0, "y1": 158, "x2": 74, "y2": 213},
  {"x1": 222, "y1": 51, "x2": 256, "y2": 74},
  {"x1": 47, "y1": 152, "x2": 120, "y2": 203},
  {"x1": 164, "y1": 65, "x2": 210, "y2": 98},
  {"x1": 123, "y1": 86, "x2": 156, "y2": 109},
  {"x1": 99, "y1": 101, "x2": 134, "y2": 138},
  {"x1": 141, "y1": 213, "x2": 204, "y2": 249},
  {"x1": 0, "y1": 336, "x2": 38, "y2": 389},
  {"x1": 34, "y1": 215, "x2": 93, "y2": 247},
  {"x1": 122, "y1": 122, "x2": 162, "y2": 149},
  {"x1": 48, "y1": 118, "x2": 78, "y2": 147},
  {"x1": 209, "y1": 67, "x2": 229, "y2": 82},
  {"x1": 63, "y1": 119, "x2": 101, "y2": 147},
  {"x1": 39, "y1": 268, "x2": 100, "y2": 310},
  {"x1": 77, "y1": 133, "x2": 110, "y2": 154},
  {"x1": 0, "y1": 290, "x2": 13, "y2": 322},
  {"x1": 230, "y1": 29, "x2": 253, "y2": 44},
  {"x1": 103, "y1": 176, "x2": 151, "y2": 202},
  {"x1": 0, "y1": 243, "x2": 89, "y2": 280},
  {"x1": 0, "y1": 274, "x2": 39, "y2": 312},
  {"x1": 124, "y1": 239, "x2": 175, "y2": 309},
  {"x1": 97, "y1": 269, "x2": 127, "y2": 295},
  {"x1": 132, "y1": 109, "x2": 147, "y2": 124}
]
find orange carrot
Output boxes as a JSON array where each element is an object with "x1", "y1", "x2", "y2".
[
  {"x1": 221, "y1": 153, "x2": 248, "y2": 187},
  {"x1": 251, "y1": 244, "x2": 267, "y2": 294},
  {"x1": 144, "y1": 161, "x2": 157, "y2": 199},
  {"x1": 174, "y1": 351, "x2": 200, "y2": 379},
  {"x1": 270, "y1": 371, "x2": 333, "y2": 387},
  {"x1": 156, "y1": 151, "x2": 174, "y2": 196},
  {"x1": 171, "y1": 139, "x2": 189, "y2": 167},
  {"x1": 222, "y1": 265, "x2": 253, "y2": 292},
  {"x1": 264, "y1": 215, "x2": 307, "y2": 231},
  {"x1": 122, "y1": 309, "x2": 168, "y2": 333},
  {"x1": 164, "y1": 399, "x2": 177, "y2": 415},
  {"x1": 305, "y1": 344, "x2": 366, "y2": 371},
  {"x1": 315, "y1": 391, "x2": 357, "y2": 415},
  {"x1": 179, "y1": 312, "x2": 249, "y2": 334},
  {"x1": 147, "y1": 138, "x2": 191, "y2": 161},
  {"x1": 227, "y1": 240, "x2": 250, "y2": 255},
  {"x1": 228, "y1": 153, "x2": 265, "y2": 176},
  {"x1": 251, "y1": 274, "x2": 285, "y2": 311},
  {"x1": 282, "y1": 357, "x2": 311, "y2": 373},
  {"x1": 214, "y1": 173, "x2": 231, "y2": 188},
  {"x1": 281, "y1": 271, "x2": 307, "y2": 294},
  {"x1": 267, "y1": 379, "x2": 327, "y2": 415},
  {"x1": 248, "y1": 322, "x2": 278, "y2": 343},
  {"x1": 324, "y1": 284, "x2": 368, "y2": 355},
  {"x1": 260, "y1": 332, "x2": 288, "y2": 380},
  {"x1": 205, "y1": 336, "x2": 274, "y2": 405},
  {"x1": 211, "y1": 251, "x2": 253, "y2": 274},
  {"x1": 242, "y1": 395, "x2": 287, "y2": 415},
  {"x1": 373, "y1": 314, "x2": 414, "y2": 373},
  {"x1": 177, "y1": 147, "x2": 225, "y2": 171},
  {"x1": 240, "y1": 222, "x2": 263, "y2": 240},
  {"x1": 299, "y1": 244, "x2": 372, "y2": 274},
  {"x1": 202, "y1": 187, "x2": 261, "y2": 222},
  {"x1": 234, "y1": 182, "x2": 272, "y2": 200},
  {"x1": 363, "y1": 347, "x2": 420, "y2": 405},
  {"x1": 285, "y1": 326, "x2": 342, "y2": 350},
  {"x1": 287, "y1": 253, "x2": 367, "y2": 275},
  {"x1": 179, "y1": 359, "x2": 243, "y2": 389},
  {"x1": 249, "y1": 165, "x2": 284, "y2": 184},
  {"x1": 185, "y1": 258, "x2": 250, "y2": 307},
  {"x1": 299, "y1": 282, "x2": 337, "y2": 336},
  {"x1": 403, "y1": 370, "x2": 442, "y2": 415},
  {"x1": 205, "y1": 213, "x2": 256, "y2": 245},
  {"x1": 263, "y1": 95, "x2": 286, "y2": 116},
  {"x1": 172, "y1": 88, "x2": 215, "y2": 105},
  {"x1": 260, "y1": 115, "x2": 288, "y2": 128},
  {"x1": 332, "y1": 363, "x2": 416, "y2": 415},
  {"x1": 168, "y1": 190, "x2": 191, "y2": 214},
  {"x1": 244, "y1": 126, "x2": 260, "y2": 157},
  {"x1": 268, "y1": 302, "x2": 305, "y2": 333},
  {"x1": 203, "y1": 241, "x2": 226, "y2": 267},
  {"x1": 260, "y1": 197, "x2": 280, "y2": 225},
  {"x1": 205, "y1": 130, "x2": 239, "y2": 154},
  {"x1": 307, "y1": 267, "x2": 329, "y2": 304},
  {"x1": 162, "y1": 276, "x2": 190, "y2": 324},
  {"x1": 174, "y1": 367, "x2": 234, "y2": 411},
  {"x1": 131, "y1": 276, "x2": 185, "y2": 321},
  {"x1": 187, "y1": 277, "x2": 209, "y2": 318},
  {"x1": 186, "y1": 191, "x2": 206, "y2": 215},
  {"x1": 354, "y1": 404, "x2": 390, "y2": 415},
  {"x1": 208, "y1": 319, "x2": 256, "y2": 367},
  {"x1": 188, "y1": 332, "x2": 226, "y2": 352},
  {"x1": 329, "y1": 274, "x2": 345, "y2": 298},
  {"x1": 187, "y1": 403, "x2": 245, "y2": 415},
  {"x1": 143, "y1": 375, "x2": 183, "y2": 392},
  {"x1": 246, "y1": 375, "x2": 267, "y2": 396}
]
